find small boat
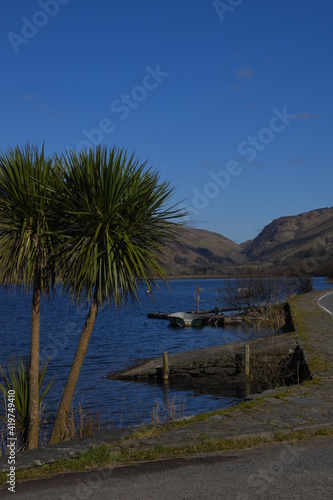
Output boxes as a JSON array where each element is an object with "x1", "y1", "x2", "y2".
[{"x1": 167, "y1": 312, "x2": 204, "y2": 328}]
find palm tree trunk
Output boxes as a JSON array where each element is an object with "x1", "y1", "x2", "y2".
[
  {"x1": 27, "y1": 284, "x2": 40, "y2": 450},
  {"x1": 49, "y1": 299, "x2": 99, "y2": 445}
]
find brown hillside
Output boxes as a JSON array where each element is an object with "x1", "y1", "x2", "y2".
[
  {"x1": 242, "y1": 207, "x2": 333, "y2": 262},
  {"x1": 163, "y1": 226, "x2": 242, "y2": 277}
]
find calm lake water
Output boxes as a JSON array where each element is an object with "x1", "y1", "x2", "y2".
[{"x1": 0, "y1": 277, "x2": 331, "y2": 429}]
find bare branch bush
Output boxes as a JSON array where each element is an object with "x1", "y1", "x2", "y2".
[
  {"x1": 222, "y1": 275, "x2": 291, "y2": 312},
  {"x1": 249, "y1": 306, "x2": 287, "y2": 333},
  {"x1": 248, "y1": 346, "x2": 311, "y2": 393},
  {"x1": 287, "y1": 273, "x2": 313, "y2": 294}
]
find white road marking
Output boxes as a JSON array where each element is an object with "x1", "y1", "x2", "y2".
[{"x1": 317, "y1": 291, "x2": 333, "y2": 317}]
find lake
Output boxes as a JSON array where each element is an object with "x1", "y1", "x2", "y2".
[{"x1": 0, "y1": 277, "x2": 331, "y2": 430}]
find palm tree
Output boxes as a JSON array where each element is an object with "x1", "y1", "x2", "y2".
[
  {"x1": 0, "y1": 144, "x2": 58, "y2": 449},
  {"x1": 49, "y1": 146, "x2": 185, "y2": 444}
]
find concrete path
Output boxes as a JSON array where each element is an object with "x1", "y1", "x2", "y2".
[{"x1": 1, "y1": 289, "x2": 333, "y2": 479}]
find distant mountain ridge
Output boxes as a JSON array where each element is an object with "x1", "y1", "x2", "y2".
[
  {"x1": 164, "y1": 227, "x2": 241, "y2": 276},
  {"x1": 241, "y1": 207, "x2": 333, "y2": 262},
  {"x1": 165, "y1": 207, "x2": 333, "y2": 276}
]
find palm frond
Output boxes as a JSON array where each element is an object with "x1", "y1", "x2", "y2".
[
  {"x1": 55, "y1": 145, "x2": 187, "y2": 306},
  {"x1": 0, "y1": 143, "x2": 60, "y2": 293}
]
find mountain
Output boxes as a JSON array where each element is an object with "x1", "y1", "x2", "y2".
[
  {"x1": 164, "y1": 227, "x2": 241, "y2": 277},
  {"x1": 164, "y1": 207, "x2": 333, "y2": 277},
  {"x1": 241, "y1": 207, "x2": 333, "y2": 262}
]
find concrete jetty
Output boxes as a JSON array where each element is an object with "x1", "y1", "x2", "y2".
[{"x1": 108, "y1": 332, "x2": 303, "y2": 397}]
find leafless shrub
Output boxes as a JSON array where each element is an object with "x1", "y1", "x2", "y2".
[
  {"x1": 248, "y1": 346, "x2": 310, "y2": 393},
  {"x1": 249, "y1": 305, "x2": 287, "y2": 333},
  {"x1": 222, "y1": 276, "x2": 291, "y2": 311},
  {"x1": 288, "y1": 273, "x2": 313, "y2": 294}
]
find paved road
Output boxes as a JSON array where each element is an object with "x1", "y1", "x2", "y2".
[
  {"x1": 1, "y1": 436, "x2": 332, "y2": 500},
  {"x1": 317, "y1": 290, "x2": 333, "y2": 317}
]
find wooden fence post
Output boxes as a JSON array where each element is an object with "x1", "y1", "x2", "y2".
[
  {"x1": 245, "y1": 344, "x2": 250, "y2": 378},
  {"x1": 163, "y1": 351, "x2": 169, "y2": 381}
]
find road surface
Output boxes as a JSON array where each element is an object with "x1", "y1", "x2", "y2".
[
  {"x1": 1, "y1": 436, "x2": 332, "y2": 500},
  {"x1": 317, "y1": 290, "x2": 333, "y2": 317}
]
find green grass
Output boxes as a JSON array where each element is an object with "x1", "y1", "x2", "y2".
[{"x1": 288, "y1": 294, "x2": 332, "y2": 374}]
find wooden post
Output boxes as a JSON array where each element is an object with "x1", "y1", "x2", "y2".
[
  {"x1": 245, "y1": 344, "x2": 250, "y2": 378},
  {"x1": 163, "y1": 351, "x2": 169, "y2": 381},
  {"x1": 196, "y1": 284, "x2": 200, "y2": 313}
]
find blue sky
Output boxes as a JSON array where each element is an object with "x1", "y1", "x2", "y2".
[{"x1": 1, "y1": 0, "x2": 332, "y2": 243}]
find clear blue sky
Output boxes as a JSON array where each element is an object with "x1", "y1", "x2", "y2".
[{"x1": 1, "y1": 0, "x2": 332, "y2": 243}]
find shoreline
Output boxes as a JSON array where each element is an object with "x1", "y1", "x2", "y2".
[{"x1": 1, "y1": 289, "x2": 333, "y2": 480}]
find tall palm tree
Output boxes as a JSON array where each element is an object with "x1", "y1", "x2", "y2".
[
  {"x1": 0, "y1": 144, "x2": 58, "y2": 449},
  {"x1": 49, "y1": 146, "x2": 185, "y2": 444}
]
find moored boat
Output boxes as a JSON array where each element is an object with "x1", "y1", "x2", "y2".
[{"x1": 167, "y1": 312, "x2": 204, "y2": 328}]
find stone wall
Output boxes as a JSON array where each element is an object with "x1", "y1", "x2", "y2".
[{"x1": 109, "y1": 330, "x2": 311, "y2": 398}]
